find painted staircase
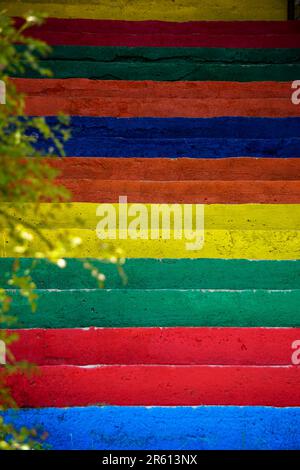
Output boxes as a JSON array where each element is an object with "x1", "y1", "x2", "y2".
[{"x1": 2, "y1": 0, "x2": 300, "y2": 449}]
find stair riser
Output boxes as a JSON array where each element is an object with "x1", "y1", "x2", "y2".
[
  {"x1": 1, "y1": 258, "x2": 299, "y2": 290},
  {"x1": 2, "y1": 1, "x2": 287, "y2": 22},
  {"x1": 7, "y1": 365, "x2": 300, "y2": 407},
  {"x1": 3, "y1": 406, "x2": 300, "y2": 450},
  {"x1": 5, "y1": 289, "x2": 300, "y2": 328},
  {"x1": 9, "y1": 327, "x2": 300, "y2": 366}
]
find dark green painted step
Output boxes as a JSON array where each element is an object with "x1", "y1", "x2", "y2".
[
  {"x1": 39, "y1": 46, "x2": 300, "y2": 64},
  {"x1": 15, "y1": 46, "x2": 300, "y2": 81}
]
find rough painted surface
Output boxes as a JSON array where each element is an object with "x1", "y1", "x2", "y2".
[
  {"x1": 23, "y1": 45, "x2": 300, "y2": 64},
  {"x1": 16, "y1": 45, "x2": 300, "y2": 82},
  {"x1": 33, "y1": 117, "x2": 300, "y2": 158},
  {"x1": 43, "y1": 116, "x2": 300, "y2": 139},
  {"x1": 5, "y1": 289, "x2": 300, "y2": 328},
  {"x1": 49, "y1": 157, "x2": 300, "y2": 181},
  {"x1": 48, "y1": 138, "x2": 300, "y2": 158},
  {"x1": 19, "y1": 44, "x2": 300, "y2": 81},
  {"x1": 1, "y1": 1, "x2": 287, "y2": 21},
  {"x1": 2, "y1": 229, "x2": 300, "y2": 259},
  {"x1": 7, "y1": 365, "x2": 300, "y2": 407},
  {"x1": 1, "y1": 203, "x2": 300, "y2": 258},
  {"x1": 14, "y1": 79, "x2": 300, "y2": 118},
  {"x1": 15, "y1": 79, "x2": 296, "y2": 99},
  {"x1": 23, "y1": 96, "x2": 300, "y2": 119},
  {"x1": 56, "y1": 179, "x2": 300, "y2": 203},
  {"x1": 22, "y1": 62, "x2": 300, "y2": 82},
  {"x1": 13, "y1": 154, "x2": 300, "y2": 201},
  {"x1": 19, "y1": 19, "x2": 300, "y2": 48},
  {"x1": 1, "y1": 258, "x2": 300, "y2": 290},
  {"x1": 3, "y1": 406, "x2": 300, "y2": 450},
  {"x1": 4, "y1": 203, "x2": 299, "y2": 230},
  {"x1": 20, "y1": 19, "x2": 300, "y2": 36},
  {"x1": 10, "y1": 327, "x2": 300, "y2": 366}
]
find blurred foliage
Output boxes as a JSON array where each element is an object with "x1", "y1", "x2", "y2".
[
  {"x1": 296, "y1": 1, "x2": 300, "y2": 19},
  {"x1": 0, "y1": 12, "x2": 125, "y2": 449}
]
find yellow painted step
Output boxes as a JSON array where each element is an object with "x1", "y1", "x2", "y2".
[
  {"x1": 1, "y1": 203, "x2": 300, "y2": 259},
  {"x1": 0, "y1": 0, "x2": 287, "y2": 21},
  {"x1": 2, "y1": 203, "x2": 299, "y2": 230}
]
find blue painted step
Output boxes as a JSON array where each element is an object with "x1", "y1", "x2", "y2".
[{"x1": 3, "y1": 406, "x2": 300, "y2": 450}]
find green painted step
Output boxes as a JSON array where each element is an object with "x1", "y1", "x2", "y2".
[
  {"x1": 16, "y1": 46, "x2": 300, "y2": 81},
  {"x1": 34, "y1": 46, "x2": 300, "y2": 64},
  {"x1": 4, "y1": 288, "x2": 300, "y2": 328},
  {"x1": 0, "y1": 258, "x2": 300, "y2": 289}
]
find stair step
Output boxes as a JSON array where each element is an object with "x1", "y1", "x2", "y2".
[
  {"x1": 16, "y1": 45, "x2": 300, "y2": 82},
  {"x1": 26, "y1": 45, "x2": 300, "y2": 65},
  {"x1": 2, "y1": 203, "x2": 300, "y2": 259},
  {"x1": 7, "y1": 365, "x2": 300, "y2": 407},
  {"x1": 5, "y1": 288, "x2": 300, "y2": 328},
  {"x1": 3, "y1": 405, "x2": 300, "y2": 450},
  {"x1": 21, "y1": 61, "x2": 300, "y2": 82},
  {"x1": 1, "y1": 258, "x2": 299, "y2": 290},
  {"x1": 18, "y1": 19, "x2": 300, "y2": 48},
  {"x1": 20, "y1": 19, "x2": 300, "y2": 36},
  {"x1": 3, "y1": 228, "x2": 300, "y2": 259},
  {"x1": 49, "y1": 157, "x2": 300, "y2": 181},
  {"x1": 2, "y1": 0, "x2": 287, "y2": 22},
  {"x1": 55, "y1": 179, "x2": 300, "y2": 203},
  {"x1": 10, "y1": 327, "x2": 300, "y2": 366},
  {"x1": 15, "y1": 79, "x2": 299, "y2": 99},
  {"x1": 23, "y1": 96, "x2": 300, "y2": 118},
  {"x1": 34, "y1": 116, "x2": 300, "y2": 158},
  {"x1": 6, "y1": 202, "x2": 299, "y2": 229}
]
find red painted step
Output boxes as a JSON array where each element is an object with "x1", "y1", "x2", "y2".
[
  {"x1": 16, "y1": 19, "x2": 300, "y2": 48},
  {"x1": 9, "y1": 327, "x2": 300, "y2": 366},
  {"x1": 6, "y1": 365, "x2": 300, "y2": 407}
]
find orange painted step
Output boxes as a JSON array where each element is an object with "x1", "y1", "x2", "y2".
[
  {"x1": 13, "y1": 79, "x2": 300, "y2": 118},
  {"x1": 57, "y1": 178, "x2": 300, "y2": 203},
  {"x1": 50, "y1": 157, "x2": 300, "y2": 181},
  {"x1": 49, "y1": 157, "x2": 300, "y2": 203}
]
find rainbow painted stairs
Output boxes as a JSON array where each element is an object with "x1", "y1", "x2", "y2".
[{"x1": 2, "y1": 0, "x2": 300, "y2": 449}]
